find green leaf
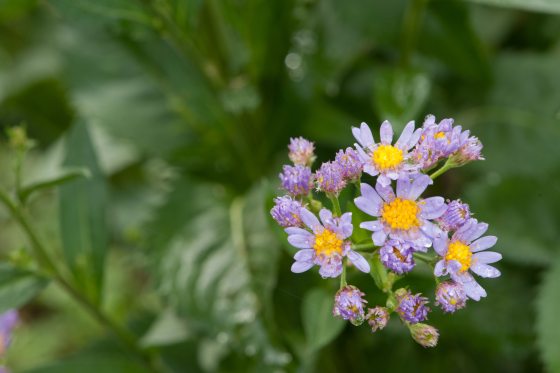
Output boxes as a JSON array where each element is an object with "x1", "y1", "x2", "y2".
[
  {"x1": 0, "y1": 263, "x2": 48, "y2": 314},
  {"x1": 537, "y1": 255, "x2": 560, "y2": 372},
  {"x1": 369, "y1": 254, "x2": 392, "y2": 293},
  {"x1": 19, "y1": 167, "x2": 90, "y2": 203},
  {"x1": 465, "y1": 0, "x2": 560, "y2": 14},
  {"x1": 372, "y1": 68, "x2": 431, "y2": 129},
  {"x1": 59, "y1": 121, "x2": 108, "y2": 305},
  {"x1": 140, "y1": 309, "x2": 191, "y2": 347},
  {"x1": 302, "y1": 288, "x2": 345, "y2": 351}
]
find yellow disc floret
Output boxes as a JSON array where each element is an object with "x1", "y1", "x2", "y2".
[
  {"x1": 313, "y1": 229, "x2": 343, "y2": 257},
  {"x1": 381, "y1": 198, "x2": 420, "y2": 230},
  {"x1": 372, "y1": 145, "x2": 403, "y2": 171},
  {"x1": 445, "y1": 241, "x2": 472, "y2": 272},
  {"x1": 434, "y1": 131, "x2": 446, "y2": 140}
]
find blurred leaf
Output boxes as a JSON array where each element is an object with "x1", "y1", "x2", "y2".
[
  {"x1": 22, "y1": 355, "x2": 150, "y2": 373},
  {"x1": 302, "y1": 288, "x2": 345, "y2": 351},
  {"x1": 372, "y1": 68, "x2": 431, "y2": 128},
  {"x1": 0, "y1": 263, "x2": 48, "y2": 314},
  {"x1": 59, "y1": 121, "x2": 107, "y2": 305},
  {"x1": 465, "y1": 0, "x2": 560, "y2": 14},
  {"x1": 140, "y1": 309, "x2": 191, "y2": 348},
  {"x1": 537, "y1": 256, "x2": 560, "y2": 372},
  {"x1": 19, "y1": 167, "x2": 90, "y2": 203}
]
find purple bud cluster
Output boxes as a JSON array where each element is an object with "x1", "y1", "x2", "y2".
[
  {"x1": 333, "y1": 285, "x2": 367, "y2": 326},
  {"x1": 396, "y1": 289, "x2": 430, "y2": 324},
  {"x1": 435, "y1": 281, "x2": 467, "y2": 313},
  {"x1": 379, "y1": 240, "x2": 416, "y2": 274}
]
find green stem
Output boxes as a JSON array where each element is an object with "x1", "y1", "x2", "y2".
[
  {"x1": 413, "y1": 252, "x2": 436, "y2": 265},
  {"x1": 328, "y1": 195, "x2": 342, "y2": 216},
  {"x1": 351, "y1": 243, "x2": 376, "y2": 251},
  {"x1": 0, "y1": 189, "x2": 163, "y2": 373},
  {"x1": 429, "y1": 159, "x2": 455, "y2": 180},
  {"x1": 340, "y1": 261, "x2": 347, "y2": 288},
  {"x1": 400, "y1": 0, "x2": 429, "y2": 67}
]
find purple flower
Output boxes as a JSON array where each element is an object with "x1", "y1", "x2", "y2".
[
  {"x1": 334, "y1": 147, "x2": 363, "y2": 181},
  {"x1": 288, "y1": 137, "x2": 316, "y2": 166},
  {"x1": 433, "y1": 218, "x2": 501, "y2": 301},
  {"x1": 355, "y1": 174, "x2": 446, "y2": 248},
  {"x1": 412, "y1": 115, "x2": 467, "y2": 170},
  {"x1": 435, "y1": 281, "x2": 467, "y2": 313},
  {"x1": 315, "y1": 161, "x2": 346, "y2": 195},
  {"x1": 286, "y1": 208, "x2": 370, "y2": 278},
  {"x1": 409, "y1": 323, "x2": 439, "y2": 348},
  {"x1": 366, "y1": 306, "x2": 389, "y2": 332},
  {"x1": 0, "y1": 310, "x2": 18, "y2": 356},
  {"x1": 333, "y1": 285, "x2": 368, "y2": 325},
  {"x1": 451, "y1": 136, "x2": 484, "y2": 165},
  {"x1": 379, "y1": 239, "x2": 416, "y2": 274},
  {"x1": 438, "y1": 200, "x2": 471, "y2": 232},
  {"x1": 396, "y1": 289, "x2": 430, "y2": 324},
  {"x1": 270, "y1": 196, "x2": 304, "y2": 228},
  {"x1": 279, "y1": 165, "x2": 314, "y2": 196},
  {"x1": 352, "y1": 121, "x2": 422, "y2": 187}
]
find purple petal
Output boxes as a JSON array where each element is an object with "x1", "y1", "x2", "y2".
[
  {"x1": 377, "y1": 174, "x2": 391, "y2": 187},
  {"x1": 300, "y1": 208, "x2": 322, "y2": 233},
  {"x1": 462, "y1": 277, "x2": 487, "y2": 301},
  {"x1": 434, "y1": 260, "x2": 446, "y2": 276},
  {"x1": 319, "y1": 209, "x2": 334, "y2": 227},
  {"x1": 347, "y1": 250, "x2": 371, "y2": 273},
  {"x1": 291, "y1": 260, "x2": 314, "y2": 273},
  {"x1": 470, "y1": 236, "x2": 497, "y2": 252},
  {"x1": 339, "y1": 213, "x2": 353, "y2": 238},
  {"x1": 294, "y1": 249, "x2": 315, "y2": 261},
  {"x1": 360, "y1": 220, "x2": 383, "y2": 231},
  {"x1": 363, "y1": 164, "x2": 379, "y2": 176},
  {"x1": 408, "y1": 174, "x2": 432, "y2": 200},
  {"x1": 287, "y1": 234, "x2": 314, "y2": 249},
  {"x1": 379, "y1": 121, "x2": 393, "y2": 145},
  {"x1": 285, "y1": 227, "x2": 311, "y2": 236},
  {"x1": 376, "y1": 182, "x2": 395, "y2": 202},
  {"x1": 474, "y1": 251, "x2": 502, "y2": 264},
  {"x1": 372, "y1": 230, "x2": 387, "y2": 246},
  {"x1": 471, "y1": 263, "x2": 501, "y2": 278},
  {"x1": 464, "y1": 222, "x2": 489, "y2": 243},
  {"x1": 406, "y1": 127, "x2": 422, "y2": 150},
  {"x1": 396, "y1": 175, "x2": 412, "y2": 198},
  {"x1": 352, "y1": 122, "x2": 374, "y2": 148},
  {"x1": 420, "y1": 220, "x2": 444, "y2": 242},
  {"x1": 419, "y1": 197, "x2": 446, "y2": 219},
  {"x1": 395, "y1": 121, "x2": 415, "y2": 149}
]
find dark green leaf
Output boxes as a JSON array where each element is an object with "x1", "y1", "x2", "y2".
[
  {"x1": 537, "y1": 255, "x2": 560, "y2": 372},
  {"x1": 59, "y1": 121, "x2": 108, "y2": 304},
  {"x1": 302, "y1": 288, "x2": 345, "y2": 351},
  {"x1": 0, "y1": 263, "x2": 48, "y2": 314},
  {"x1": 465, "y1": 0, "x2": 560, "y2": 14}
]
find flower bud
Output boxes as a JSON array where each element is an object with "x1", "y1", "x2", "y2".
[
  {"x1": 409, "y1": 323, "x2": 439, "y2": 348},
  {"x1": 366, "y1": 306, "x2": 389, "y2": 332},
  {"x1": 435, "y1": 281, "x2": 467, "y2": 313},
  {"x1": 333, "y1": 285, "x2": 367, "y2": 326},
  {"x1": 270, "y1": 196, "x2": 304, "y2": 228},
  {"x1": 288, "y1": 137, "x2": 315, "y2": 166},
  {"x1": 279, "y1": 165, "x2": 314, "y2": 196}
]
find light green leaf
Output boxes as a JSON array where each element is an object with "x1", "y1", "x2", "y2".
[
  {"x1": 537, "y1": 255, "x2": 560, "y2": 372},
  {"x1": 59, "y1": 121, "x2": 108, "y2": 305},
  {"x1": 140, "y1": 309, "x2": 191, "y2": 348},
  {"x1": 19, "y1": 167, "x2": 90, "y2": 203},
  {"x1": 465, "y1": 0, "x2": 560, "y2": 14},
  {"x1": 302, "y1": 288, "x2": 345, "y2": 351},
  {"x1": 0, "y1": 263, "x2": 48, "y2": 314}
]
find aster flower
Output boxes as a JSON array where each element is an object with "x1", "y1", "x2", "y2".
[
  {"x1": 451, "y1": 136, "x2": 484, "y2": 165},
  {"x1": 438, "y1": 200, "x2": 471, "y2": 232},
  {"x1": 435, "y1": 281, "x2": 467, "y2": 313},
  {"x1": 279, "y1": 165, "x2": 314, "y2": 196},
  {"x1": 409, "y1": 323, "x2": 439, "y2": 348},
  {"x1": 0, "y1": 310, "x2": 18, "y2": 357},
  {"x1": 334, "y1": 147, "x2": 363, "y2": 181},
  {"x1": 288, "y1": 137, "x2": 316, "y2": 166},
  {"x1": 379, "y1": 239, "x2": 416, "y2": 274},
  {"x1": 433, "y1": 218, "x2": 501, "y2": 301},
  {"x1": 333, "y1": 285, "x2": 367, "y2": 325},
  {"x1": 352, "y1": 121, "x2": 422, "y2": 187},
  {"x1": 315, "y1": 161, "x2": 346, "y2": 195},
  {"x1": 396, "y1": 289, "x2": 430, "y2": 324},
  {"x1": 355, "y1": 174, "x2": 447, "y2": 248},
  {"x1": 366, "y1": 306, "x2": 389, "y2": 332},
  {"x1": 270, "y1": 196, "x2": 304, "y2": 228},
  {"x1": 286, "y1": 208, "x2": 370, "y2": 278}
]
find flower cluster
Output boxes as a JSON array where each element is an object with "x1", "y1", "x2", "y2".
[{"x1": 270, "y1": 115, "x2": 500, "y2": 347}]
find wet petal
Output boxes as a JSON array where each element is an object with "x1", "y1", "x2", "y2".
[
  {"x1": 396, "y1": 176, "x2": 412, "y2": 199},
  {"x1": 284, "y1": 227, "x2": 311, "y2": 236},
  {"x1": 395, "y1": 121, "x2": 415, "y2": 149},
  {"x1": 372, "y1": 230, "x2": 387, "y2": 246},
  {"x1": 379, "y1": 120, "x2": 393, "y2": 144},
  {"x1": 347, "y1": 250, "x2": 371, "y2": 273},
  {"x1": 294, "y1": 249, "x2": 314, "y2": 261},
  {"x1": 376, "y1": 182, "x2": 395, "y2": 202},
  {"x1": 419, "y1": 197, "x2": 446, "y2": 219},
  {"x1": 300, "y1": 208, "x2": 322, "y2": 233},
  {"x1": 291, "y1": 260, "x2": 314, "y2": 273},
  {"x1": 319, "y1": 209, "x2": 334, "y2": 227},
  {"x1": 360, "y1": 220, "x2": 383, "y2": 231},
  {"x1": 408, "y1": 174, "x2": 432, "y2": 200},
  {"x1": 470, "y1": 236, "x2": 497, "y2": 252},
  {"x1": 434, "y1": 260, "x2": 447, "y2": 276},
  {"x1": 352, "y1": 122, "x2": 374, "y2": 148},
  {"x1": 287, "y1": 234, "x2": 314, "y2": 249},
  {"x1": 471, "y1": 263, "x2": 501, "y2": 278},
  {"x1": 474, "y1": 251, "x2": 502, "y2": 264}
]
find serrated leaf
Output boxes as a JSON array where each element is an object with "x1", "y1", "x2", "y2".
[
  {"x1": 59, "y1": 121, "x2": 108, "y2": 304},
  {"x1": 537, "y1": 256, "x2": 560, "y2": 372},
  {"x1": 465, "y1": 0, "x2": 560, "y2": 14},
  {"x1": 0, "y1": 263, "x2": 48, "y2": 313},
  {"x1": 302, "y1": 288, "x2": 345, "y2": 351}
]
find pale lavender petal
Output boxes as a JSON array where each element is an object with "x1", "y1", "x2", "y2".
[
  {"x1": 319, "y1": 209, "x2": 334, "y2": 227},
  {"x1": 363, "y1": 164, "x2": 379, "y2": 176},
  {"x1": 395, "y1": 121, "x2": 415, "y2": 149},
  {"x1": 458, "y1": 274, "x2": 487, "y2": 301},
  {"x1": 471, "y1": 263, "x2": 501, "y2": 278},
  {"x1": 347, "y1": 250, "x2": 371, "y2": 273},
  {"x1": 355, "y1": 144, "x2": 369, "y2": 162},
  {"x1": 377, "y1": 174, "x2": 391, "y2": 187},
  {"x1": 434, "y1": 260, "x2": 446, "y2": 276},
  {"x1": 355, "y1": 197, "x2": 380, "y2": 217},
  {"x1": 353, "y1": 122, "x2": 374, "y2": 148},
  {"x1": 473, "y1": 251, "x2": 502, "y2": 264},
  {"x1": 408, "y1": 174, "x2": 432, "y2": 200},
  {"x1": 285, "y1": 227, "x2": 311, "y2": 236},
  {"x1": 360, "y1": 220, "x2": 383, "y2": 231},
  {"x1": 463, "y1": 222, "x2": 489, "y2": 243},
  {"x1": 291, "y1": 260, "x2": 314, "y2": 273},
  {"x1": 386, "y1": 171, "x2": 400, "y2": 180},
  {"x1": 406, "y1": 127, "x2": 422, "y2": 150},
  {"x1": 300, "y1": 208, "x2": 322, "y2": 233},
  {"x1": 287, "y1": 234, "x2": 314, "y2": 249},
  {"x1": 372, "y1": 230, "x2": 387, "y2": 246},
  {"x1": 419, "y1": 197, "x2": 447, "y2": 219},
  {"x1": 420, "y1": 220, "x2": 444, "y2": 242},
  {"x1": 294, "y1": 249, "x2": 314, "y2": 261},
  {"x1": 376, "y1": 182, "x2": 395, "y2": 202},
  {"x1": 379, "y1": 120, "x2": 394, "y2": 144},
  {"x1": 470, "y1": 236, "x2": 497, "y2": 252},
  {"x1": 396, "y1": 175, "x2": 412, "y2": 198},
  {"x1": 339, "y1": 212, "x2": 353, "y2": 238},
  {"x1": 433, "y1": 236, "x2": 448, "y2": 255}
]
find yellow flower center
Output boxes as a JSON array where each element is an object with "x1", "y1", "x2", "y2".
[
  {"x1": 313, "y1": 229, "x2": 343, "y2": 257},
  {"x1": 445, "y1": 241, "x2": 472, "y2": 272},
  {"x1": 372, "y1": 145, "x2": 403, "y2": 171},
  {"x1": 434, "y1": 131, "x2": 446, "y2": 139},
  {"x1": 381, "y1": 198, "x2": 420, "y2": 230}
]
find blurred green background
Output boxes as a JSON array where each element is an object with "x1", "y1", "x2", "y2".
[{"x1": 0, "y1": 0, "x2": 560, "y2": 372}]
